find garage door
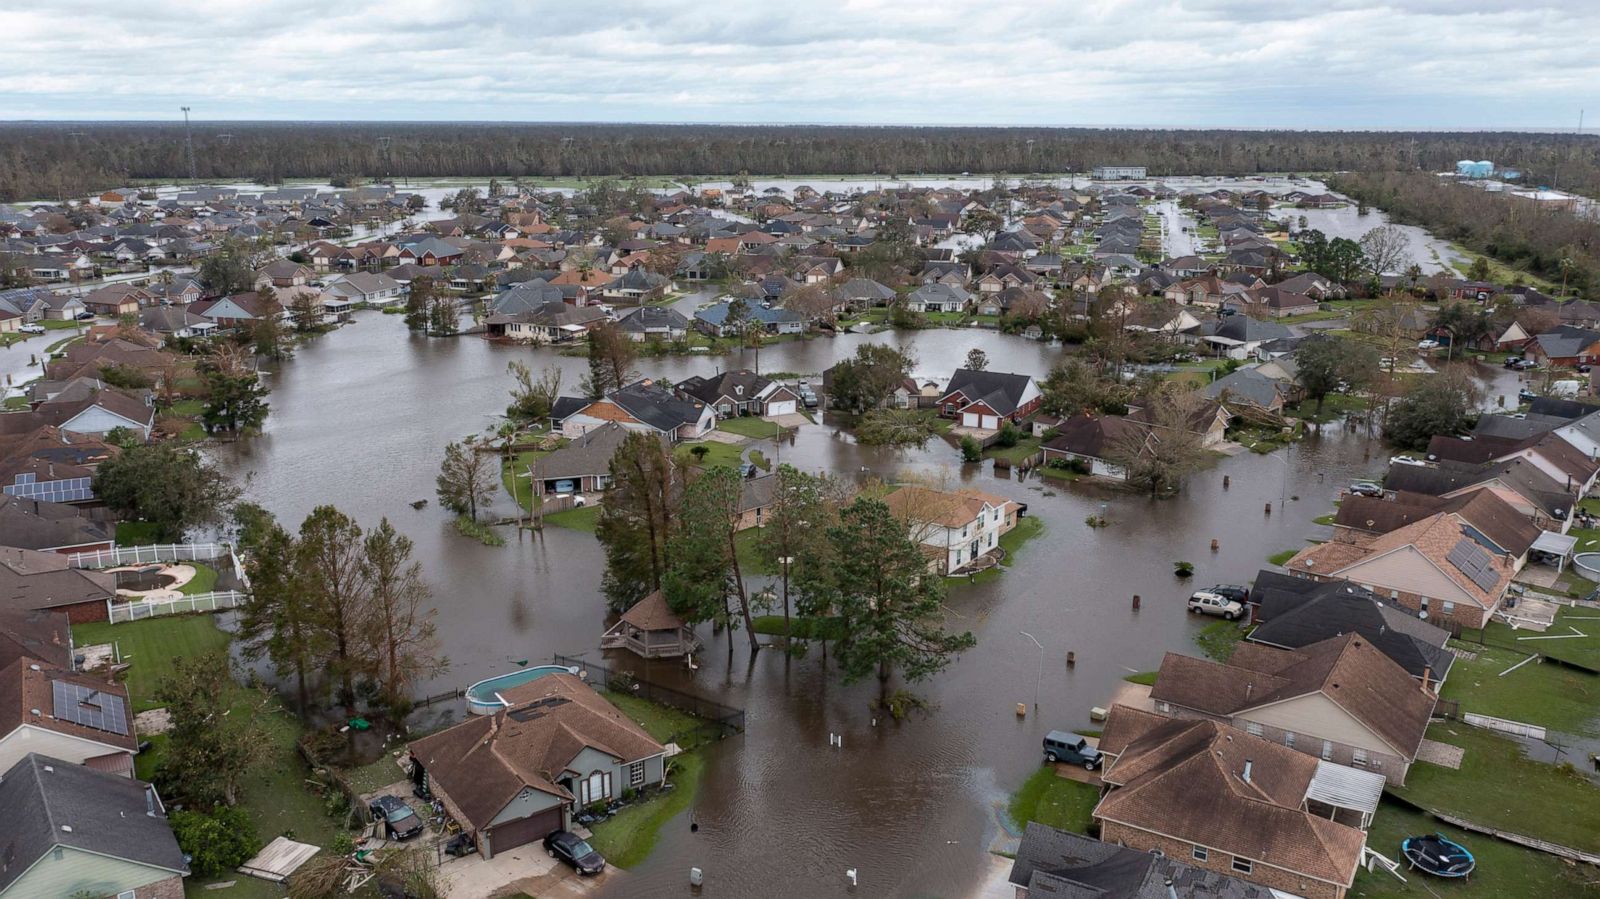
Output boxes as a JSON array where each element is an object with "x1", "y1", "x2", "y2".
[
  {"x1": 981, "y1": 415, "x2": 1000, "y2": 430},
  {"x1": 768, "y1": 400, "x2": 796, "y2": 416},
  {"x1": 488, "y1": 806, "x2": 563, "y2": 855}
]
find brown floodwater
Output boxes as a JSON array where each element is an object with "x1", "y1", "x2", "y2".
[{"x1": 214, "y1": 311, "x2": 1497, "y2": 898}]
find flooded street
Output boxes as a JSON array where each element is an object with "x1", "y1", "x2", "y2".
[{"x1": 215, "y1": 314, "x2": 1399, "y2": 898}]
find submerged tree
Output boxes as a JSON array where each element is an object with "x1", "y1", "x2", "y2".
[
  {"x1": 362, "y1": 518, "x2": 447, "y2": 707},
  {"x1": 595, "y1": 432, "x2": 682, "y2": 611},
  {"x1": 436, "y1": 441, "x2": 494, "y2": 522},
  {"x1": 664, "y1": 465, "x2": 758, "y2": 656}
]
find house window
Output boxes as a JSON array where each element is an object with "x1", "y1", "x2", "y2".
[
  {"x1": 1321, "y1": 740, "x2": 1334, "y2": 760},
  {"x1": 117, "y1": 892, "x2": 136, "y2": 899},
  {"x1": 1353, "y1": 748, "x2": 1368, "y2": 767},
  {"x1": 629, "y1": 762, "x2": 645, "y2": 787},
  {"x1": 1284, "y1": 731, "x2": 1296, "y2": 748},
  {"x1": 1192, "y1": 845, "x2": 1209, "y2": 862},
  {"x1": 1245, "y1": 722, "x2": 1263, "y2": 737},
  {"x1": 582, "y1": 771, "x2": 610, "y2": 806},
  {"x1": 1442, "y1": 601, "x2": 1456, "y2": 614},
  {"x1": 1231, "y1": 857, "x2": 1254, "y2": 875}
]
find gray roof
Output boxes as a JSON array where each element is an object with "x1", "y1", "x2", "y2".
[
  {"x1": 604, "y1": 380, "x2": 708, "y2": 433},
  {"x1": 534, "y1": 422, "x2": 636, "y2": 480},
  {"x1": 1010, "y1": 823, "x2": 1271, "y2": 898},
  {"x1": 940, "y1": 368, "x2": 1035, "y2": 416},
  {"x1": 1202, "y1": 368, "x2": 1285, "y2": 408},
  {"x1": 0, "y1": 754, "x2": 186, "y2": 894},
  {"x1": 1532, "y1": 324, "x2": 1600, "y2": 360},
  {"x1": 907, "y1": 283, "x2": 971, "y2": 305},
  {"x1": 0, "y1": 496, "x2": 111, "y2": 551},
  {"x1": 616, "y1": 306, "x2": 689, "y2": 333},
  {"x1": 1250, "y1": 575, "x2": 1455, "y2": 682}
]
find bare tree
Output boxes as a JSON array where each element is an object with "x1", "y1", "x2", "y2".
[
  {"x1": 1107, "y1": 387, "x2": 1207, "y2": 496},
  {"x1": 1358, "y1": 225, "x2": 1412, "y2": 278}
]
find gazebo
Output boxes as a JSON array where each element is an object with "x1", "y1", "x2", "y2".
[{"x1": 600, "y1": 590, "x2": 701, "y2": 659}]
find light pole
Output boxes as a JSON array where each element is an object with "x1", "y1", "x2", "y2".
[{"x1": 1019, "y1": 631, "x2": 1044, "y2": 711}]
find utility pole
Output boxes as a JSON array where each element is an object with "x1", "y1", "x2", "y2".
[
  {"x1": 1019, "y1": 631, "x2": 1044, "y2": 711},
  {"x1": 181, "y1": 106, "x2": 197, "y2": 181}
]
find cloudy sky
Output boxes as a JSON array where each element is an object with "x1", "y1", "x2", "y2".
[{"x1": 4, "y1": 0, "x2": 1597, "y2": 129}]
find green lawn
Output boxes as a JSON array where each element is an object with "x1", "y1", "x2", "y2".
[
  {"x1": 958, "y1": 515, "x2": 1045, "y2": 585},
  {"x1": 1391, "y1": 724, "x2": 1600, "y2": 853},
  {"x1": 180, "y1": 561, "x2": 219, "y2": 596},
  {"x1": 1475, "y1": 604, "x2": 1600, "y2": 670},
  {"x1": 500, "y1": 448, "x2": 558, "y2": 512},
  {"x1": 732, "y1": 527, "x2": 774, "y2": 575},
  {"x1": 2, "y1": 395, "x2": 27, "y2": 410},
  {"x1": 1006, "y1": 767, "x2": 1100, "y2": 834},
  {"x1": 984, "y1": 436, "x2": 1042, "y2": 464},
  {"x1": 544, "y1": 504, "x2": 601, "y2": 533},
  {"x1": 72, "y1": 615, "x2": 232, "y2": 711},
  {"x1": 601, "y1": 691, "x2": 704, "y2": 743},
  {"x1": 1123, "y1": 671, "x2": 1158, "y2": 686},
  {"x1": 1440, "y1": 639, "x2": 1599, "y2": 736},
  {"x1": 115, "y1": 520, "x2": 165, "y2": 546},
  {"x1": 1267, "y1": 548, "x2": 1299, "y2": 566},
  {"x1": 1284, "y1": 392, "x2": 1371, "y2": 424},
  {"x1": 750, "y1": 614, "x2": 847, "y2": 641},
  {"x1": 587, "y1": 751, "x2": 705, "y2": 869},
  {"x1": 676, "y1": 440, "x2": 745, "y2": 469},
  {"x1": 717, "y1": 416, "x2": 781, "y2": 439},
  {"x1": 1352, "y1": 799, "x2": 1599, "y2": 899}
]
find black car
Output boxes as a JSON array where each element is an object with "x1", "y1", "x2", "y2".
[
  {"x1": 369, "y1": 795, "x2": 424, "y2": 841},
  {"x1": 545, "y1": 829, "x2": 606, "y2": 875},
  {"x1": 1198, "y1": 584, "x2": 1249, "y2": 604}
]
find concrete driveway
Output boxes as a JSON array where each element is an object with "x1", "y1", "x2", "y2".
[{"x1": 440, "y1": 843, "x2": 617, "y2": 898}]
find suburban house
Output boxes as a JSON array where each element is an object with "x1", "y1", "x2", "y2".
[
  {"x1": 188, "y1": 292, "x2": 283, "y2": 330},
  {"x1": 1191, "y1": 316, "x2": 1294, "y2": 360},
  {"x1": 1331, "y1": 490, "x2": 1540, "y2": 571},
  {"x1": 1248, "y1": 570, "x2": 1455, "y2": 686},
  {"x1": 1286, "y1": 507, "x2": 1519, "y2": 629},
  {"x1": 1202, "y1": 367, "x2": 1289, "y2": 415},
  {"x1": 31, "y1": 385, "x2": 156, "y2": 442},
  {"x1": 937, "y1": 368, "x2": 1042, "y2": 430},
  {"x1": 79, "y1": 285, "x2": 147, "y2": 317},
  {"x1": 322, "y1": 271, "x2": 405, "y2": 307},
  {"x1": 1040, "y1": 415, "x2": 1147, "y2": 479},
  {"x1": 693, "y1": 301, "x2": 809, "y2": 337},
  {"x1": 408, "y1": 672, "x2": 666, "y2": 859},
  {"x1": 1007, "y1": 823, "x2": 1270, "y2": 899},
  {"x1": 883, "y1": 485, "x2": 1022, "y2": 575},
  {"x1": 0, "y1": 496, "x2": 113, "y2": 554},
  {"x1": 615, "y1": 306, "x2": 690, "y2": 343},
  {"x1": 1524, "y1": 324, "x2": 1600, "y2": 367},
  {"x1": 1381, "y1": 457, "x2": 1578, "y2": 533},
  {"x1": 1148, "y1": 633, "x2": 1436, "y2": 784},
  {"x1": 676, "y1": 371, "x2": 799, "y2": 418},
  {"x1": 484, "y1": 299, "x2": 607, "y2": 344},
  {"x1": 600, "y1": 590, "x2": 701, "y2": 660},
  {"x1": 138, "y1": 305, "x2": 217, "y2": 339},
  {"x1": 1094, "y1": 707, "x2": 1371, "y2": 899},
  {"x1": 557, "y1": 379, "x2": 714, "y2": 442},
  {"x1": 256, "y1": 259, "x2": 314, "y2": 288},
  {"x1": 521, "y1": 422, "x2": 633, "y2": 497},
  {"x1": 0, "y1": 657, "x2": 138, "y2": 776},
  {"x1": 0, "y1": 546, "x2": 117, "y2": 623},
  {"x1": 0, "y1": 754, "x2": 186, "y2": 899},
  {"x1": 904, "y1": 283, "x2": 972, "y2": 313},
  {"x1": 0, "y1": 609, "x2": 74, "y2": 671}
]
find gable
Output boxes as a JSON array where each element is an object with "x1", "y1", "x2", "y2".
[
  {"x1": 1338, "y1": 545, "x2": 1480, "y2": 608},
  {"x1": 1241, "y1": 691, "x2": 1400, "y2": 756},
  {"x1": 573, "y1": 400, "x2": 641, "y2": 426}
]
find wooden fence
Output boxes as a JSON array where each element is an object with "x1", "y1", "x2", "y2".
[{"x1": 106, "y1": 590, "x2": 248, "y2": 623}]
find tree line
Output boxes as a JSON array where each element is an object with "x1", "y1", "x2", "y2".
[{"x1": 1, "y1": 121, "x2": 1595, "y2": 201}]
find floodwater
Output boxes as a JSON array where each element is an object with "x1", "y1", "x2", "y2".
[{"x1": 214, "y1": 313, "x2": 1401, "y2": 898}]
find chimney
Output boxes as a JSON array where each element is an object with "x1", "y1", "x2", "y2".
[
  {"x1": 1422, "y1": 666, "x2": 1433, "y2": 692},
  {"x1": 1243, "y1": 759, "x2": 1253, "y2": 783}
]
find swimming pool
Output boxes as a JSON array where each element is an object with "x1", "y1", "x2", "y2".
[{"x1": 463, "y1": 664, "x2": 580, "y2": 715}]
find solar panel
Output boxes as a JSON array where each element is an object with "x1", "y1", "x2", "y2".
[
  {"x1": 1446, "y1": 538, "x2": 1501, "y2": 593},
  {"x1": 51, "y1": 680, "x2": 129, "y2": 736},
  {"x1": 4, "y1": 475, "x2": 94, "y2": 504}
]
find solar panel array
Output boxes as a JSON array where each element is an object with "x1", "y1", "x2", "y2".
[
  {"x1": 1446, "y1": 537, "x2": 1501, "y2": 593},
  {"x1": 4, "y1": 474, "x2": 94, "y2": 504},
  {"x1": 51, "y1": 680, "x2": 130, "y2": 736}
]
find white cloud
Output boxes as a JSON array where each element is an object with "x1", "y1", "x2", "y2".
[{"x1": 0, "y1": 0, "x2": 1595, "y2": 127}]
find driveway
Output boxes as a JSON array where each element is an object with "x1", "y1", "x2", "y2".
[{"x1": 438, "y1": 843, "x2": 617, "y2": 898}]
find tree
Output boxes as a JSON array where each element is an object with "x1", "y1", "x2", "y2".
[
  {"x1": 506, "y1": 360, "x2": 561, "y2": 420},
  {"x1": 664, "y1": 465, "x2": 758, "y2": 656},
  {"x1": 436, "y1": 441, "x2": 494, "y2": 521},
  {"x1": 250, "y1": 304, "x2": 291, "y2": 361},
  {"x1": 93, "y1": 444, "x2": 238, "y2": 540},
  {"x1": 1108, "y1": 386, "x2": 1207, "y2": 496},
  {"x1": 1297, "y1": 229, "x2": 1367, "y2": 283},
  {"x1": 757, "y1": 465, "x2": 836, "y2": 637},
  {"x1": 856, "y1": 408, "x2": 940, "y2": 446},
  {"x1": 197, "y1": 242, "x2": 257, "y2": 294},
  {"x1": 1039, "y1": 358, "x2": 1125, "y2": 418},
  {"x1": 1383, "y1": 367, "x2": 1482, "y2": 450},
  {"x1": 297, "y1": 506, "x2": 374, "y2": 713},
  {"x1": 960, "y1": 208, "x2": 1005, "y2": 245},
  {"x1": 171, "y1": 806, "x2": 260, "y2": 878},
  {"x1": 237, "y1": 519, "x2": 324, "y2": 710},
  {"x1": 288, "y1": 291, "x2": 322, "y2": 333},
  {"x1": 1293, "y1": 336, "x2": 1380, "y2": 415},
  {"x1": 596, "y1": 432, "x2": 682, "y2": 611},
  {"x1": 1467, "y1": 256, "x2": 1493, "y2": 282},
  {"x1": 362, "y1": 518, "x2": 446, "y2": 707},
  {"x1": 154, "y1": 652, "x2": 269, "y2": 808},
  {"x1": 1432, "y1": 301, "x2": 1493, "y2": 359},
  {"x1": 404, "y1": 277, "x2": 434, "y2": 332},
  {"x1": 814, "y1": 497, "x2": 975, "y2": 684},
  {"x1": 780, "y1": 282, "x2": 840, "y2": 321},
  {"x1": 828, "y1": 343, "x2": 915, "y2": 413},
  {"x1": 199, "y1": 348, "x2": 270, "y2": 434},
  {"x1": 581, "y1": 321, "x2": 638, "y2": 397},
  {"x1": 1358, "y1": 225, "x2": 1412, "y2": 278},
  {"x1": 965, "y1": 347, "x2": 989, "y2": 371}
]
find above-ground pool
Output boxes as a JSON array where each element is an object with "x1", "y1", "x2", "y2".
[
  {"x1": 464, "y1": 665, "x2": 580, "y2": 715},
  {"x1": 1574, "y1": 553, "x2": 1600, "y2": 581}
]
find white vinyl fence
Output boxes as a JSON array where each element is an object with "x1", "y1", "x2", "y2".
[
  {"x1": 106, "y1": 590, "x2": 248, "y2": 624},
  {"x1": 69, "y1": 543, "x2": 228, "y2": 569},
  {"x1": 1463, "y1": 712, "x2": 1547, "y2": 741}
]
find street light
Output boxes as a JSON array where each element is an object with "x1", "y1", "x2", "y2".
[{"x1": 1019, "y1": 631, "x2": 1044, "y2": 711}]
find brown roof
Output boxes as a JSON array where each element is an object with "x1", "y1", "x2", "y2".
[
  {"x1": 0, "y1": 656, "x2": 137, "y2": 751},
  {"x1": 1150, "y1": 633, "x2": 1436, "y2": 757},
  {"x1": 619, "y1": 590, "x2": 684, "y2": 632},
  {"x1": 0, "y1": 609, "x2": 73, "y2": 670},
  {"x1": 1289, "y1": 511, "x2": 1514, "y2": 607},
  {"x1": 1044, "y1": 414, "x2": 1148, "y2": 458},
  {"x1": 409, "y1": 673, "x2": 664, "y2": 830},
  {"x1": 0, "y1": 496, "x2": 112, "y2": 551},
  {"x1": 0, "y1": 546, "x2": 116, "y2": 613},
  {"x1": 1332, "y1": 495, "x2": 1444, "y2": 538},
  {"x1": 1094, "y1": 709, "x2": 1365, "y2": 887},
  {"x1": 882, "y1": 485, "x2": 1018, "y2": 529}
]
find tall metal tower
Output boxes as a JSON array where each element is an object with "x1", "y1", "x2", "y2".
[{"x1": 181, "y1": 106, "x2": 197, "y2": 181}]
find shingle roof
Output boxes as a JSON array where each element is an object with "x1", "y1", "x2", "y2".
[
  {"x1": 533, "y1": 422, "x2": 637, "y2": 480},
  {"x1": 939, "y1": 368, "x2": 1035, "y2": 416},
  {"x1": 1009, "y1": 823, "x2": 1272, "y2": 898},
  {"x1": 1249, "y1": 578, "x2": 1454, "y2": 682},
  {"x1": 0, "y1": 546, "x2": 116, "y2": 614},
  {"x1": 0, "y1": 609, "x2": 73, "y2": 671},
  {"x1": 0, "y1": 495, "x2": 112, "y2": 551}
]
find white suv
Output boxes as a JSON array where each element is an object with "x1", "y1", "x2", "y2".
[{"x1": 1187, "y1": 590, "x2": 1244, "y2": 620}]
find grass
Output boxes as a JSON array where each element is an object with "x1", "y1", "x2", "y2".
[
  {"x1": 587, "y1": 751, "x2": 705, "y2": 869},
  {"x1": 44, "y1": 333, "x2": 84, "y2": 354},
  {"x1": 732, "y1": 527, "x2": 774, "y2": 575},
  {"x1": 983, "y1": 436, "x2": 1042, "y2": 464},
  {"x1": 180, "y1": 561, "x2": 219, "y2": 595},
  {"x1": 1352, "y1": 798, "x2": 1599, "y2": 899},
  {"x1": 453, "y1": 514, "x2": 506, "y2": 546},
  {"x1": 2, "y1": 395, "x2": 27, "y2": 410},
  {"x1": 1476, "y1": 604, "x2": 1600, "y2": 670},
  {"x1": 1194, "y1": 619, "x2": 1245, "y2": 662},
  {"x1": 1392, "y1": 723, "x2": 1600, "y2": 853},
  {"x1": 1123, "y1": 671, "x2": 1158, "y2": 686},
  {"x1": 1006, "y1": 767, "x2": 1100, "y2": 834},
  {"x1": 1267, "y1": 548, "x2": 1299, "y2": 566},
  {"x1": 716, "y1": 416, "x2": 781, "y2": 439},
  {"x1": 115, "y1": 520, "x2": 164, "y2": 546},
  {"x1": 601, "y1": 691, "x2": 704, "y2": 743},
  {"x1": 543, "y1": 504, "x2": 601, "y2": 533},
  {"x1": 676, "y1": 440, "x2": 745, "y2": 469},
  {"x1": 1440, "y1": 639, "x2": 1600, "y2": 736},
  {"x1": 72, "y1": 615, "x2": 232, "y2": 711},
  {"x1": 500, "y1": 448, "x2": 557, "y2": 511},
  {"x1": 1313, "y1": 513, "x2": 1337, "y2": 526},
  {"x1": 1284, "y1": 392, "x2": 1371, "y2": 424},
  {"x1": 750, "y1": 614, "x2": 847, "y2": 641}
]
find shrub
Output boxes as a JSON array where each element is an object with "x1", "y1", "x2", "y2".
[
  {"x1": 996, "y1": 420, "x2": 1021, "y2": 448},
  {"x1": 960, "y1": 435, "x2": 982, "y2": 462},
  {"x1": 171, "y1": 806, "x2": 260, "y2": 878}
]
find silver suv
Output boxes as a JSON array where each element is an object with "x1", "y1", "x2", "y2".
[{"x1": 1187, "y1": 590, "x2": 1244, "y2": 620}]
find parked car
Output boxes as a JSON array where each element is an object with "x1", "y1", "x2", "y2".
[
  {"x1": 1195, "y1": 584, "x2": 1249, "y2": 605},
  {"x1": 1512, "y1": 359, "x2": 1539, "y2": 370},
  {"x1": 1389, "y1": 454, "x2": 1426, "y2": 467},
  {"x1": 75, "y1": 311, "x2": 95, "y2": 321},
  {"x1": 1519, "y1": 388, "x2": 1538, "y2": 403},
  {"x1": 369, "y1": 795, "x2": 424, "y2": 841},
  {"x1": 1417, "y1": 339, "x2": 1439, "y2": 350},
  {"x1": 1187, "y1": 589, "x2": 1244, "y2": 620},
  {"x1": 796, "y1": 383, "x2": 818, "y2": 408},
  {"x1": 1349, "y1": 481, "x2": 1383, "y2": 497},
  {"x1": 1043, "y1": 730, "x2": 1102, "y2": 769},
  {"x1": 544, "y1": 830, "x2": 606, "y2": 875},
  {"x1": 18, "y1": 323, "x2": 45, "y2": 334}
]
